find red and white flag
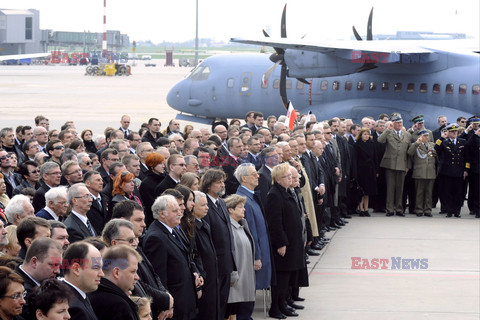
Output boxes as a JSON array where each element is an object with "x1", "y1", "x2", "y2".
[{"x1": 284, "y1": 102, "x2": 297, "y2": 131}]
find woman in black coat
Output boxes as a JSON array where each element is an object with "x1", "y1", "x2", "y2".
[
  {"x1": 139, "y1": 152, "x2": 166, "y2": 227},
  {"x1": 354, "y1": 128, "x2": 378, "y2": 216},
  {"x1": 265, "y1": 163, "x2": 305, "y2": 319}
]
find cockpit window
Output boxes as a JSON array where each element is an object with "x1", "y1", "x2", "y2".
[{"x1": 188, "y1": 65, "x2": 210, "y2": 81}]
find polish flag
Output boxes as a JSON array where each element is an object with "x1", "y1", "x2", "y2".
[{"x1": 284, "y1": 102, "x2": 297, "y2": 131}]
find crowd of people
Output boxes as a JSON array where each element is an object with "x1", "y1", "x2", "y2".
[{"x1": 0, "y1": 110, "x2": 478, "y2": 320}]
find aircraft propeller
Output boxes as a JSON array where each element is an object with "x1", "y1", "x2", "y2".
[
  {"x1": 261, "y1": 4, "x2": 309, "y2": 109},
  {"x1": 352, "y1": 7, "x2": 377, "y2": 73}
]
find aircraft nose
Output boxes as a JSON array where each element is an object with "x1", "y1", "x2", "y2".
[{"x1": 167, "y1": 81, "x2": 186, "y2": 112}]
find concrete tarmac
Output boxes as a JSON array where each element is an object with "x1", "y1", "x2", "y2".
[{"x1": 251, "y1": 205, "x2": 480, "y2": 320}]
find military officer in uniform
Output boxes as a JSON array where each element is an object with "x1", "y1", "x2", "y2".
[
  {"x1": 434, "y1": 124, "x2": 469, "y2": 217},
  {"x1": 407, "y1": 130, "x2": 437, "y2": 217},
  {"x1": 466, "y1": 124, "x2": 480, "y2": 218},
  {"x1": 378, "y1": 114, "x2": 411, "y2": 216}
]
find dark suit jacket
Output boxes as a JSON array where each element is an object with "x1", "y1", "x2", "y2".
[
  {"x1": 33, "y1": 181, "x2": 51, "y2": 213},
  {"x1": 35, "y1": 208, "x2": 57, "y2": 220},
  {"x1": 64, "y1": 212, "x2": 94, "y2": 243},
  {"x1": 15, "y1": 266, "x2": 37, "y2": 292},
  {"x1": 139, "y1": 170, "x2": 165, "y2": 228},
  {"x1": 86, "y1": 193, "x2": 110, "y2": 236},
  {"x1": 194, "y1": 219, "x2": 220, "y2": 320},
  {"x1": 154, "y1": 175, "x2": 178, "y2": 199},
  {"x1": 139, "y1": 162, "x2": 149, "y2": 181},
  {"x1": 256, "y1": 165, "x2": 272, "y2": 205},
  {"x1": 96, "y1": 165, "x2": 110, "y2": 187},
  {"x1": 142, "y1": 220, "x2": 197, "y2": 320},
  {"x1": 64, "y1": 281, "x2": 99, "y2": 320},
  {"x1": 221, "y1": 155, "x2": 240, "y2": 196},
  {"x1": 203, "y1": 197, "x2": 236, "y2": 275},
  {"x1": 89, "y1": 278, "x2": 140, "y2": 320}
]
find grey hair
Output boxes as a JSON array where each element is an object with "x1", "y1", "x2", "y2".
[
  {"x1": 40, "y1": 162, "x2": 60, "y2": 180},
  {"x1": 5, "y1": 194, "x2": 31, "y2": 223},
  {"x1": 234, "y1": 163, "x2": 255, "y2": 183},
  {"x1": 276, "y1": 141, "x2": 289, "y2": 148},
  {"x1": 184, "y1": 155, "x2": 197, "y2": 165},
  {"x1": 67, "y1": 183, "x2": 88, "y2": 205},
  {"x1": 94, "y1": 135, "x2": 106, "y2": 148},
  {"x1": 102, "y1": 219, "x2": 134, "y2": 245},
  {"x1": 136, "y1": 142, "x2": 151, "y2": 154},
  {"x1": 151, "y1": 194, "x2": 176, "y2": 220},
  {"x1": 193, "y1": 191, "x2": 206, "y2": 204},
  {"x1": 45, "y1": 186, "x2": 68, "y2": 206},
  {"x1": 77, "y1": 152, "x2": 90, "y2": 165}
]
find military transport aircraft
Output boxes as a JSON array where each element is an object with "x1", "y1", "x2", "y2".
[{"x1": 167, "y1": 6, "x2": 479, "y2": 129}]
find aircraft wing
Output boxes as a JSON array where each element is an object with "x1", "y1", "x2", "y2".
[
  {"x1": 230, "y1": 37, "x2": 435, "y2": 54},
  {"x1": 0, "y1": 53, "x2": 50, "y2": 61}
]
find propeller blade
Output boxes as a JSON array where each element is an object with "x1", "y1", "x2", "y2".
[
  {"x1": 262, "y1": 29, "x2": 270, "y2": 37},
  {"x1": 280, "y1": 64, "x2": 289, "y2": 108},
  {"x1": 297, "y1": 78, "x2": 310, "y2": 85},
  {"x1": 281, "y1": 4, "x2": 287, "y2": 38},
  {"x1": 367, "y1": 7, "x2": 373, "y2": 41},
  {"x1": 352, "y1": 26, "x2": 363, "y2": 41},
  {"x1": 263, "y1": 61, "x2": 281, "y2": 84}
]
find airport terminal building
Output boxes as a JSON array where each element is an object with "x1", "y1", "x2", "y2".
[{"x1": 0, "y1": 8, "x2": 129, "y2": 56}]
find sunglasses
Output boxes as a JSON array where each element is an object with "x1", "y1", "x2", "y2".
[
  {"x1": 0, "y1": 155, "x2": 11, "y2": 161},
  {"x1": 29, "y1": 169, "x2": 40, "y2": 174},
  {"x1": 54, "y1": 145, "x2": 65, "y2": 150},
  {"x1": 85, "y1": 161, "x2": 93, "y2": 166}
]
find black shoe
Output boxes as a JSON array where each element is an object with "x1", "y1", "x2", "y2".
[
  {"x1": 416, "y1": 213, "x2": 423, "y2": 217},
  {"x1": 306, "y1": 248, "x2": 320, "y2": 256},
  {"x1": 439, "y1": 211, "x2": 446, "y2": 214},
  {"x1": 268, "y1": 311, "x2": 287, "y2": 319},
  {"x1": 288, "y1": 302, "x2": 304, "y2": 310},
  {"x1": 374, "y1": 208, "x2": 387, "y2": 213},
  {"x1": 311, "y1": 243, "x2": 324, "y2": 250},
  {"x1": 342, "y1": 214, "x2": 353, "y2": 219},
  {"x1": 364, "y1": 211, "x2": 371, "y2": 217},
  {"x1": 469, "y1": 211, "x2": 475, "y2": 215},
  {"x1": 292, "y1": 296, "x2": 305, "y2": 302},
  {"x1": 454, "y1": 214, "x2": 461, "y2": 218},
  {"x1": 424, "y1": 213, "x2": 432, "y2": 217},
  {"x1": 386, "y1": 212, "x2": 394, "y2": 216},
  {"x1": 475, "y1": 213, "x2": 480, "y2": 218},
  {"x1": 336, "y1": 220, "x2": 346, "y2": 226},
  {"x1": 324, "y1": 226, "x2": 335, "y2": 232},
  {"x1": 396, "y1": 212, "x2": 405, "y2": 217},
  {"x1": 359, "y1": 211, "x2": 365, "y2": 216},
  {"x1": 446, "y1": 213, "x2": 452, "y2": 218},
  {"x1": 280, "y1": 309, "x2": 299, "y2": 317}
]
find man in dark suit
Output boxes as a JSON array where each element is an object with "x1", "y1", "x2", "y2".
[
  {"x1": 89, "y1": 245, "x2": 142, "y2": 320},
  {"x1": 256, "y1": 146, "x2": 278, "y2": 204},
  {"x1": 97, "y1": 149, "x2": 120, "y2": 187},
  {"x1": 16, "y1": 217, "x2": 51, "y2": 260},
  {"x1": 84, "y1": 171, "x2": 110, "y2": 235},
  {"x1": 245, "y1": 136, "x2": 262, "y2": 170},
  {"x1": 136, "y1": 142, "x2": 154, "y2": 180},
  {"x1": 36, "y1": 186, "x2": 69, "y2": 221},
  {"x1": 221, "y1": 137, "x2": 243, "y2": 196},
  {"x1": 119, "y1": 114, "x2": 131, "y2": 138},
  {"x1": 371, "y1": 120, "x2": 387, "y2": 212},
  {"x1": 142, "y1": 118, "x2": 163, "y2": 149},
  {"x1": 62, "y1": 241, "x2": 104, "y2": 320},
  {"x1": 64, "y1": 183, "x2": 96, "y2": 243},
  {"x1": 199, "y1": 169, "x2": 236, "y2": 318},
  {"x1": 154, "y1": 154, "x2": 186, "y2": 198},
  {"x1": 142, "y1": 195, "x2": 197, "y2": 320},
  {"x1": 33, "y1": 162, "x2": 62, "y2": 213},
  {"x1": 111, "y1": 200, "x2": 174, "y2": 319}
]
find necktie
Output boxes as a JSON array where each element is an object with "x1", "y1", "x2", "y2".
[
  {"x1": 86, "y1": 219, "x2": 95, "y2": 236},
  {"x1": 172, "y1": 228, "x2": 184, "y2": 248},
  {"x1": 96, "y1": 198, "x2": 102, "y2": 210}
]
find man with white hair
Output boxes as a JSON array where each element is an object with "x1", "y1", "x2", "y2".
[
  {"x1": 170, "y1": 133, "x2": 185, "y2": 153},
  {"x1": 5, "y1": 194, "x2": 35, "y2": 226},
  {"x1": 142, "y1": 195, "x2": 197, "y2": 320},
  {"x1": 33, "y1": 126, "x2": 49, "y2": 153},
  {"x1": 64, "y1": 183, "x2": 95, "y2": 243},
  {"x1": 36, "y1": 186, "x2": 69, "y2": 221},
  {"x1": 33, "y1": 162, "x2": 61, "y2": 213}
]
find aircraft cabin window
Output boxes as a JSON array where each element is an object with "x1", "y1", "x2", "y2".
[
  {"x1": 227, "y1": 78, "x2": 235, "y2": 88},
  {"x1": 286, "y1": 79, "x2": 292, "y2": 89},
  {"x1": 273, "y1": 79, "x2": 280, "y2": 89},
  {"x1": 357, "y1": 82, "x2": 364, "y2": 91},
  {"x1": 446, "y1": 84, "x2": 454, "y2": 94},
  {"x1": 382, "y1": 82, "x2": 389, "y2": 91},
  {"x1": 473, "y1": 85, "x2": 480, "y2": 95},
  {"x1": 433, "y1": 83, "x2": 440, "y2": 94},
  {"x1": 333, "y1": 81, "x2": 340, "y2": 91},
  {"x1": 296, "y1": 81, "x2": 304, "y2": 90},
  {"x1": 369, "y1": 82, "x2": 376, "y2": 91},
  {"x1": 407, "y1": 83, "x2": 414, "y2": 93},
  {"x1": 321, "y1": 80, "x2": 328, "y2": 91},
  {"x1": 420, "y1": 83, "x2": 428, "y2": 93},
  {"x1": 345, "y1": 81, "x2": 352, "y2": 91},
  {"x1": 459, "y1": 84, "x2": 467, "y2": 95},
  {"x1": 394, "y1": 83, "x2": 402, "y2": 92}
]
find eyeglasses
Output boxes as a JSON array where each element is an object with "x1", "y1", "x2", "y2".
[
  {"x1": 175, "y1": 139, "x2": 185, "y2": 143},
  {"x1": 74, "y1": 194, "x2": 92, "y2": 200},
  {"x1": 121, "y1": 171, "x2": 131, "y2": 178},
  {"x1": 85, "y1": 161, "x2": 93, "y2": 166},
  {"x1": 1, "y1": 291, "x2": 27, "y2": 301},
  {"x1": 54, "y1": 145, "x2": 65, "y2": 150},
  {"x1": 66, "y1": 169, "x2": 82, "y2": 175},
  {"x1": 173, "y1": 163, "x2": 187, "y2": 167},
  {"x1": 189, "y1": 163, "x2": 200, "y2": 168},
  {"x1": 0, "y1": 155, "x2": 11, "y2": 161},
  {"x1": 36, "y1": 132, "x2": 47, "y2": 136},
  {"x1": 106, "y1": 158, "x2": 119, "y2": 161},
  {"x1": 324, "y1": 132, "x2": 332, "y2": 134},
  {"x1": 29, "y1": 169, "x2": 40, "y2": 174},
  {"x1": 51, "y1": 134, "x2": 59, "y2": 138},
  {"x1": 46, "y1": 171, "x2": 62, "y2": 176},
  {"x1": 114, "y1": 237, "x2": 138, "y2": 244}
]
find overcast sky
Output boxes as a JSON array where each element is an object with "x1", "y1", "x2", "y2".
[{"x1": 2, "y1": 0, "x2": 479, "y2": 43}]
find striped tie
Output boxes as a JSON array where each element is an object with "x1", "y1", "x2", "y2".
[{"x1": 86, "y1": 219, "x2": 95, "y2": 236}]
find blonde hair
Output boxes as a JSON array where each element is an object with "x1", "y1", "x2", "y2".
[{"x1": 2, "y1": 225, "x2": 19, "y2": 256}]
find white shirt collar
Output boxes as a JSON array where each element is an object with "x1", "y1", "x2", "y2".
[
  {"x1": 63, "y1": 279, "x2": 86, "y2": 299},
  {"x1": 44, "y1": 207, "x2": 60, "y2": 221}
]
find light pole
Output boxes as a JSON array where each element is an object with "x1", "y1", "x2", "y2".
[{"x1": 194, "y1": 0, "x2": 199, "y2": 66}]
